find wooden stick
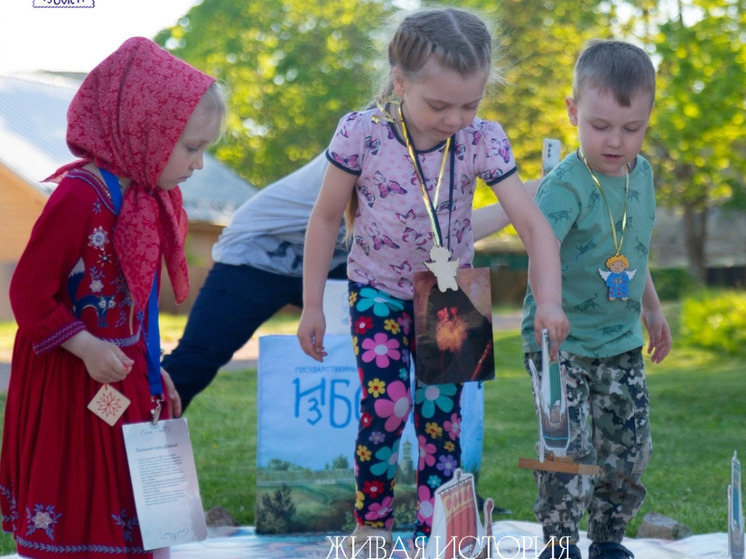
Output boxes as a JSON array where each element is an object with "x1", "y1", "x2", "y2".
[{"x1": 518, "y1": 455, "x2": 601, "y2": 476}]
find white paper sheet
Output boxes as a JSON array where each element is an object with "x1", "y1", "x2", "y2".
[{"x1": 122, "y1": 418, "x2": 207, "y2": 550}]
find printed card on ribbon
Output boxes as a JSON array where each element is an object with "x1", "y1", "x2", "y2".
[
  {"x1": 413, "y1": 268, "x2": 495, "y2": 384},
  {"x1": 88, "y1": 384, "x2": 130, "y2": 426}
]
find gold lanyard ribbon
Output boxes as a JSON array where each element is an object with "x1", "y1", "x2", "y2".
[
  {"x1": 397, "y1": 104, "x2": 451, "y2": 247},
  {"x1": 580, "y1": 150, "x2": 630, "y2": 257}
]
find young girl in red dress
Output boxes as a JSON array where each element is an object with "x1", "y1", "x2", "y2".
[{"x1": 0, "y1": 37, "x2": 224, "y2": 558}]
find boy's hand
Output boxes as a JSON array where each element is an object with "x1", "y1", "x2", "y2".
[
  {"x1": 534, "y1": 302, "x2": 569, "y2": 360},
  {"x1": 297, "y1": 307, "x2": 328, "y2": 362},
  {"x1": 642, "y1": 308, "x2": 672, "y2": 363}
]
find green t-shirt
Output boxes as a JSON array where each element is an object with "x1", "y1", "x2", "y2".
[{"x1": 521, "y1": 151, "x2": 656, "y2": 357}]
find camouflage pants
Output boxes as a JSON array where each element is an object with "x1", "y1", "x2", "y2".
[{"x1": 523, "y1": 348, "x2": 652, "y2": 544}]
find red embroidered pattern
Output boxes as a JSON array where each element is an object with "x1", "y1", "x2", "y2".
[{"x1": 32, "y1": 320, "x2": 87, "y2": 355}]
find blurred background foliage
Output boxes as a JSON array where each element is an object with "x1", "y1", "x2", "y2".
[{"x1": 680, "y1": 289, "x2": 746, "y2": 355}]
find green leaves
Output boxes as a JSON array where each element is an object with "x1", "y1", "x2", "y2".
[
  {"x1": 651, "y1": 4, "x2": 746, "y2": 212},
  {"x1": 156, "y1": 0, "x2": 393, "y2": 187}
]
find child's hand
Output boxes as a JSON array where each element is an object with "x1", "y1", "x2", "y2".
[
  {"x1": 62, "y1": 331, "x2": 134, "y2": 383},
  {"x1": 83, "y1": 339, "x2": 134, "y2": 384},
  {"x1": 642, "y1": 307, "x2": 672, "y2": 363},
  {"x1": 161, "y1": 369, "x2": 182, "y2": 418},
  {"x1": 534, "y1": 302, "x2": 569, "y2": 360},
  {"x1": 297, "y1": 307, "x2": 328, "y2": 362}
]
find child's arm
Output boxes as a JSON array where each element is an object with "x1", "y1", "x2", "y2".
[
  {"x1": 472, "y1": 179, "x2": 540, "y2": 241},
  {"x1": 62, "y1": 330, "x2": 134, "y2": 383},
  {"x1": 297, "y1": 164, "x2": 356, "y2": 361},
  {"x1": 641, "y1": 270, "x2": 672, "y2": 363},
  {"x1": 64, "y1": 330, "x2": 183, "y2": 415},
  {"x1": 491, "y1": 173, "x2": 569, "y2": 358}
]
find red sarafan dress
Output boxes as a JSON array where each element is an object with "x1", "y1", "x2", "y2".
[
  {"x1": 0, "y1": 36, "x2": 215, "y2": 559},
  {"x1": 0, "y1": 169, "x2": 161, "y2": 556}
]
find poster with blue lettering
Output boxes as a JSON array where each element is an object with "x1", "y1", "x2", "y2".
[{"x1": 256, "y1": 334, "x2": 484, "y2": 534}]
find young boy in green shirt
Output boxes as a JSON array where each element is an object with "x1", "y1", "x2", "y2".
[{"x1": 521, "y1": 39, "x2": 673, "y2": 559}]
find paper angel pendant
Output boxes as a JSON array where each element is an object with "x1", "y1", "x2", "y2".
[
  {"x1": 425, "y1": 245, "x2": 459, "y2": 292},
  {"x1": 598, "y1": 254, "x2": 636, "y2": 301}
]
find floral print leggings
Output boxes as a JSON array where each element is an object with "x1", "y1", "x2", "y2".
[{"x1": 348, "y1": 281, "x2": 463, "y2": 539}]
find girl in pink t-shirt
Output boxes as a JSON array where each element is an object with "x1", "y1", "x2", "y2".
[{"x1": 298, "y1": 6, "x2": 568, "y2": 552}]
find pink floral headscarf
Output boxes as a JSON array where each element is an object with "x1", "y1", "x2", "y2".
[{"x1": 47, "y1": 37, "x2": 215, "y2": 314}]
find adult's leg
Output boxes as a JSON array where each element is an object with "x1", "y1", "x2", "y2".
[{"x1": 162, "y1": 263, "x2": 303, "y2": 410}]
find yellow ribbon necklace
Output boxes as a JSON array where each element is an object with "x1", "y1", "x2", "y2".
[
  {"x1": 397, "y1": 103, "x2": 451, "y2": 249},
  {"x1": 579, "y1": 149, "x2": 630, "y2": 258},
  {"x1": 580, "y1": 149, "x2": 638, "y2": 301}
]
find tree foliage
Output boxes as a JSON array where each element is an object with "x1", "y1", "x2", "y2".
[
  {"x1": 461, "y1": 0, "x2": 606, "y2": 210},
  {"x1": 645, "y1": 0, "x2": 746, "y2": 282},
  {"x1": 255, "y1": 484, "x2": 296, "y2": 533},
  {"x1": 478, "y1": 0, "x2": 604, "y2": 176},
  {"x1": 650, "y1": 1, "x2": 746, "y2": 206},
  {"x1": 155, "y1": 0, "x2": 395, "y2": 186}
]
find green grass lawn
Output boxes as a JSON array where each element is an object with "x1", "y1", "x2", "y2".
[{"x1": 0, "y1": 308, "x2": 742, "y2": 554}]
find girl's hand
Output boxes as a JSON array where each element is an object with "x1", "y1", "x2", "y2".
[
  {"x1": 297, "y1": 307, "x2": 328, "y2": 362},
  {"x1": 534, "y1": 302, "x2": 569, "y2": 360},
  {"x1": 62, "y1": 330, "x2": 133, "y2": 383},
  {"x1": 81, "y1": 338, "x2": 134, "y2": 384},
  {"x1": 161, "y1": 369, "x2": 182, "y2": 417}
]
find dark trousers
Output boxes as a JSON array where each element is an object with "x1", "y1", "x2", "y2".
[{"x1": 161, "y1": 261, "x2": 346, "y2": 410}]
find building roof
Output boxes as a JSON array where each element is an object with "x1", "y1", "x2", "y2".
[{"x1": 0, "y1": 72, "x2": 257, "y2": 225}]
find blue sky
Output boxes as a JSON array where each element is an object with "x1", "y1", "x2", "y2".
[{"x1": 0, "y1": 0, "x2": 200, "y2": 74}]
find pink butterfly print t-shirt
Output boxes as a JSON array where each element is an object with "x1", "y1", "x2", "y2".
[{"x1": 326, "y1": 107, "x2": 517, "y2": 300}]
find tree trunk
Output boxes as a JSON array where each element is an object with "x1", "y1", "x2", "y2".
[{"x1": 682, "y1": 203, "x2": 707, "y2": 285}]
